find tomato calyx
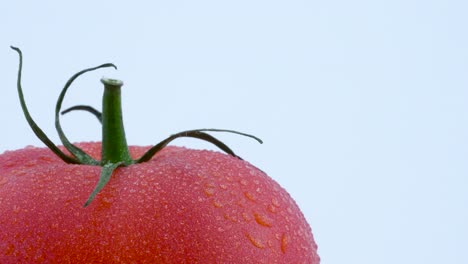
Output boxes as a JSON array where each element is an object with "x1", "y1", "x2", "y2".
[{"x1": 11, "y1": 46, "x2": 262, "y2": 207}]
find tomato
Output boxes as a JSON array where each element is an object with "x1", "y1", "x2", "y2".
[
  {"x1": 0, "y1": 143, "x2": 319, "y2": 263},
  {"x1": 0, "y1": 47, "x2": 320, "y2": 263}
]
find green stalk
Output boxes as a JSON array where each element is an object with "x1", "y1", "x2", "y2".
[
  {"x1": 12, "y1": 46, "x2": 263, "y2": 206},
  {"x1": 100, "y1": 78, "x2": 132, "y2": 165}
]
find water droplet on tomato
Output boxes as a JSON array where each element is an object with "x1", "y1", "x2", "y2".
[
  {"x1": 281, "y1": 233, "x2": 290, "y2": 253},
  {"x1": 102, "y1": 197, "x2": 114, "y2": 206},
  {"x1": 267, "y1": 204, "x2": 277, "y2": 213},
  {"x1": 224, "y1": 213, "x2": 239, "y2": 222},
  {"x1": 24, "y1": 160, "x2": 37, "y2": 167},
  {"x1": 246, "y1": 233, "x2": 266, "y2": 249},
  {"x1": 225, "y1": 174, "x2": 233, "y2": 182},
  {"x1": 83, "y1": 179, "x2": 92, "y2": 185},
  {"x1": 241, "y1": 212, "x2": 252, "y2": 222},
  {"x1": 270, "y1": 240, "x2": 278, "y2": 249},
  {"x1": 272, "y1": 198, "x2": 280, "y2": 207},
  {"x1": 244, "y1": 191, "x2": 256, "y2": 201},
  {"x1": 212, "y1": 200, "x2": 223, "y2": 208},
  {"x1": 204, "y1": 187, "x2": 215, "y2": 196},
  {"x1": 254, "y1": 212, "x2": 273, "y2": 227}
]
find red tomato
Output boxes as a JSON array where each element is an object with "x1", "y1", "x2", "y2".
[
  {"x1": 3, "y1": 47, "x2": 320, "y2": 263},
  {"x1": 0, "y1": 143, "x2": 319, "y2": 263}
]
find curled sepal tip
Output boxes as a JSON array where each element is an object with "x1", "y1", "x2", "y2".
[
  {"x1": 135, "y1": 129, "x2": 263, "y2": 163},
  {"x1": 61, "y1": 105, "x2": 102, "y2": 122},
  {"x1": 11, "y1": 46, "x2": 80, "y2": 164},
  {"x1": 55, "y1": 62, "x2": 117, "y2": 165}
]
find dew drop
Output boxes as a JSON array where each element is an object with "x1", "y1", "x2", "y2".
[
  {"x1": 267, "y1": 204, "x2": 277, "y2": 213},
  {"x1": 83, "y1": 179, "x2": 92, "y2": 185},
  {"x1": 254, "y1": 212, "x2": 273, "y2": 227},
  {"x1": 281, "y1": 233, "x2": 290, "y2": 253},
  {"x1": 213, "y1": 200, "x2": 223, "y2": 208},
  {"x1": 102, "y1": 197, "x2": 114, "y2": 205},
  {"x1": 240, "y1": 179, "x2": 248, "y2": 186},
  {"x1": 225, "y1": 175, "x2": 233, "y2": 182},
  {"x1": 246, "y1": 233, "x2": 266, "y2": 249},
  {"x1": 204, "y1": 187, "x2": 215, "y2": 197},
  {"x1": 272, "y1": 198, "x2": 280, "y2": 207},
  {"x1": 224, "y1": 213, "x2": 239, "y2": 222},
  {"x1": 241, "y1": 212, "x2": 252, "y2": 222},
  {"x1": 267, "y1": 240, "x2": 274, "y2": 248},
  {"x1": 244, "y1": 191, "x2": 256, "y2": 201},
  {"x1": 24, "y1": 160, "x2": 37, "y2": 167}
]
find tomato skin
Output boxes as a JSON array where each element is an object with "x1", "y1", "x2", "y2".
[{"x1": 0, "y1": 142, "x2": 319, "y2": 263}]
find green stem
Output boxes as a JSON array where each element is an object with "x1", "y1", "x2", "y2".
[{"x1": 100, "y1": 78, "x2": 132, "y2": 165}]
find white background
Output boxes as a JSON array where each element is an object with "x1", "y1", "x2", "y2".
[{"x1": 1, "y1": 1, "x2": 467, "y2": 263}]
